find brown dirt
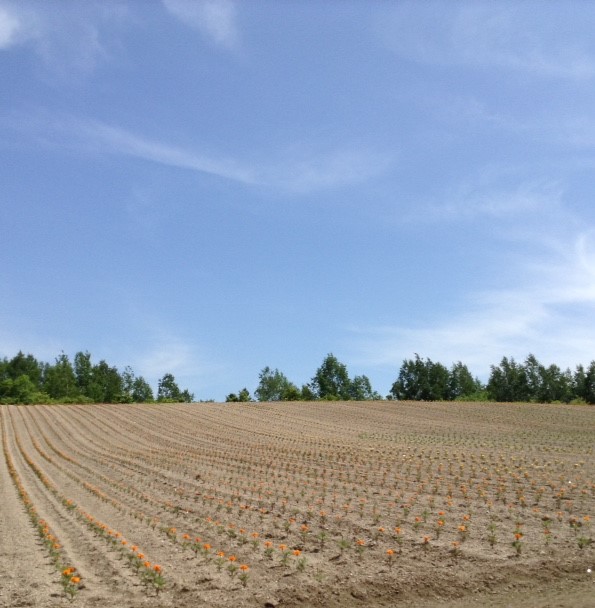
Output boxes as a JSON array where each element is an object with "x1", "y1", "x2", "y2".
[{"x1": 0, "y1": 401, "x2": 593, "y2": 608}]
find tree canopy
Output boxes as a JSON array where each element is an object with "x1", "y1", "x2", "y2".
[{"x1": 0, "y1": 350, "x2": 191, "y2": 404}]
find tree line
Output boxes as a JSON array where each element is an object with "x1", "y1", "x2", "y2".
[
  {"x1": 234, "y1": 353, "x2": 595, "y2": 404},
  {"x1": 226, "y1": 353, "x2": 382, "y2": 403},
  {"x1": 2, "y1": 350, "x2": 594, "y2": 405},
  {"x1": 0, "y1": 351, "x2": 194, "y2": 404}
]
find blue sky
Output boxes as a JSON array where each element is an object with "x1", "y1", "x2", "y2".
[{"x1": 1, "y1": 1, "x2": 595, "y2": 400}]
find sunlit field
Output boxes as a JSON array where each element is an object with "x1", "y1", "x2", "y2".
[{"x1": 1, "y1": 401, "x2": 593, "y2": 607}]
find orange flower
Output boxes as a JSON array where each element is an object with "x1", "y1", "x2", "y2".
[
  {"x1": 239, "y1": 564, "x2": 249, "y2": 572},
  {"x1": 356, "y1": 539, "x2": 365, "y2": 546},
  {"x1": 264, "y1": 541, "x2": 273, "y2": 548},
  {"x1": 153, "y1": 565, "x2": 162, "y2": 573},
  {"x1": 203, "y1": 544, "x2": 211, "y2": 551},
  {"x1": 386, "y1": 549, "x2": 395, "y2": 556},
  {"x1": 70, "y1": 576, "x2": 81, "y2": 584},
  {"x1": 229, "y1": 555, "x2": 237, "y2": 562},
  {"x1": 137, "y1": 553, "x2": 144, "y2": 560},
  {"x1": 394, "y1": 527, "x2": 402, "y2": 534},
  {"x1": 217, "y1": 551, "x2": 225, "y2": 558},
  {"x1": 514, "y1": 532, "x2": 523, "y2": 540},
  {"x1": 279, "y1": 544, "x2": 287, "y2": 551},
  {"x1": 143, "y1": 561, "x2": 151, "y2": 569},
  {"x1": 293, "y1": 549, "x2": 301, "y2": 556}
]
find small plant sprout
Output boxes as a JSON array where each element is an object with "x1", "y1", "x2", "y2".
[
  {"x1": 227, "y1": 555, "x2": 239, "y2": 577},
  {"x1": 577, "y1": 535, "x2": 592, "y2": 549},
  {"x1": 355, "y1": 539, "x2": 366, "y2": 559},
  {"x1": 263, "y1": 540, "x2": 274, "y2": 559},
  {"x1": 239, "y1": 564, "x2": 249, "y2": 587},
  {"x1": 422, "y1": 536, "x2": 431, "y2": 551},
  {"x1": 317, "y1": 531, "x2": 328, "y2": 549},
  {"x1": 487, "y1": 526, "x2": 498, "y2": 549},
  {"x1": 279, "y1": 544, "x2": 291, "y2": 566},
  {"x1": 151, "y1": 565, "x2": 165, "y2": 594},
  {"x1": 451, "y1": 541, "x2": 461, "y2": 558},
  {"x1": 512, "y1": 532, "x2": 523, "y2": 556},
  {"x1": 338, "y1": 537, "x2": 351, "y2": 555},
  {"x1": 65, "y1": 575, "x2": 81, "y2": 600},
  {"x1": 393, "y1": 527, "x2": 403, "y2": 552},
  {"x1": 386, "y1": 548, "x2": 395, "y2": 568},
  {"x1": 293, "y1": 550, "x2": 307, "y2": 571},
  {"x1": 300, "y1": 524, "x2": 309, "y2": 545}
]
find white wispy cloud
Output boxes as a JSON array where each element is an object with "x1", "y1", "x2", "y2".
[
  {"x1": 163, "y1": 0, "x2": 238, "y2": 49},
  {"x1": 379, "y1": 2, "x2": 595, "y2": 80},
  {"x1": 0, "y1": 1, "x2": 127, "y2": 77},
  {"x1": 352, "y1": 226, "x2": 595, "y2": 377},
  {"x1": 0, "y1": 4, "x2": 24, "y2": 48},
  {"x1": 2, "y1": 112, "x2": 390, "y2": 193},
  {"x1": 413, "y1": 179, "x2": 564, "y2": 223}
]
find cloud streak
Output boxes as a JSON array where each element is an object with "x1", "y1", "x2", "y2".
[
  {"x1": 3, "y1": 111, "x2": 390, "y2": 193},
  {"x1": 352, "y1": 227, "x2": 595, "y2": 378},
  {"x1": 0, "y1": 4, "x2": 23, "y2": 48},
  {"x1": 0, "y1": 0, "x2": 128, "y2": 77},
  {"x1": 379, "y1": 2, "x2": 595, "y2": 80},
  {"x1": 163, "y1": 0, "x2": 239, "y2": 49}
]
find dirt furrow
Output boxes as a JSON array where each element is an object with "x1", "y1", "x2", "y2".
[
  {"x1": 13, "y1": 406, "x2": 244, "y2": 600},
  {"x1": 0, "y1": 406, "x2": 61, "y2": 608},
  {"x1": 3, "y1": 407, "x2": 146, "y2": 606}
]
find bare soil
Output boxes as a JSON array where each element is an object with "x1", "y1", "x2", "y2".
[{"x1": 0, "y1": 401, "x2": 593, "y2": 608}]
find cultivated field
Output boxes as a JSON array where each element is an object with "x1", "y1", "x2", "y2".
[{"x1": 0, "y1": 401, "x2": 593, "y2": 608}]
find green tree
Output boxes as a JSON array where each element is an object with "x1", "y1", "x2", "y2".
[
  {"x1": 0, "y1": 375, "x2": 39, "y2": 404},
  {"x1": 6, "y1": 351, "x2": 43, "y2": 388},
  {"x1": 311, "y1": 353, "x2": 351, "y2": 400},
  {"x1": 389, "y1": 355, "x2": 450, "y2": 400},
  {"x1": 157, "y1": 373, "x2": 181, "y2": 401},
  {"x1": 538, "y1": 364, "x2": 573, "y2": 403},
  {"x1": 87, "y1": 360, "x2": 123, "y2": 403},
  {"x1": 132, "y1": 376, "x2": 154, "y2": 402},
  {"x1": 226, "y1": 387, "x2": 252, "y2": 402},
  {"x1": 255, "y1": 367, "x2": 300, "y2": 401},
  {"x1": 43, "y1": 353, "x2": 79, "y2": 400},
  {"x1": 300, "y1": 384, "x2": 316, "y2": 401},
  {"x1": 449, "y1": 361, "x2": 482, "y2": 399},
  {"x1": 349, "y1": 374, "x2": 380, "y2": 400},
  {"x1": 486, "y1": 357, "x2": 529, "y2": 402},
  {"x1": 583, "y1": 361, "x2": 595, "y2": 404},
  {"x1": 157, "y1": 373, "x2": 193, "y2": 402},
  {"x1": 74, "y1": 351, "x2": 93, "y2": 396},
  {"x1": 523, "y1": 354, "x2": 542, "y2": 401}
]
